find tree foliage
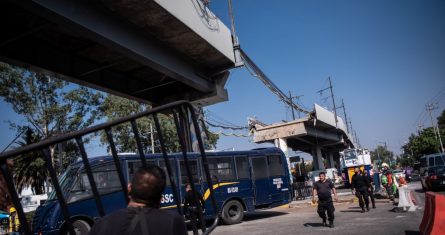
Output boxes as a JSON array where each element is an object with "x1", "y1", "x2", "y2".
[
  {"x1": 99, "y1": 95, "x2": 219, "y2": 153},
  {"x1": 0, "y1": 62, "x2": 103, "y2": 194},
  {"x1": 370, "y1": 145, "x2": 395, "y2": 165},
  {"x1": 401, "y1": 108, "x2": 445, "y2": 163}
]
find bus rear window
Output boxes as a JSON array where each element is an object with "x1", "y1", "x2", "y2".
[{"x1": 268, "y1": 155, "x2": 284, "y2": 176}]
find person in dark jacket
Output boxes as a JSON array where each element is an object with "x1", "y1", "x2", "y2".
[
  {"x1": 312, "y1": 172, "x2": 338, "y2": 228},
  {"x1": 183, "y1": 183, "x2": 205, "y2": 235},
  {"x1": 351, "y1": 167, "x2": 371, "y2": 212},
  {"x1": 89, "y1": 165, "x2": 187, "y2": 235},
  {"x1": 363, "y1": 170, "x2": 376, "y2": 209}
]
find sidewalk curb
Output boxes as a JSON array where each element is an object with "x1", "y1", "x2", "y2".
[
  {"x1": 289, "y1": 194, "x2": 356, "y2": 208},
  {"x1": 288, "y1": 193, "x2": 392, "y2": 208}
]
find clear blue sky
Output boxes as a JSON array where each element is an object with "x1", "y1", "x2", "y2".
[
  {"x1": 1, "y1": 0, "x2": 445, "y2": 157},
  {"x1": 204, "y1": 0, "x2": 445, "y2": 155}
]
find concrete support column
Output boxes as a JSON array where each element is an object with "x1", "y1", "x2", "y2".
[
  {"x1": 275, "y1": 138, "x2": 293, "y2": 183},
  {"x1": 328, "y1": 152, "x2": 335, "y2": 168},
  {"x1": 312, "y1": 146, "x2": 324, "y2": 170}
]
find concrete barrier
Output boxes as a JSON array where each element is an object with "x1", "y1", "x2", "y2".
[{"x1": 419, "y1": 192, "x2": 445, "y2": 235}]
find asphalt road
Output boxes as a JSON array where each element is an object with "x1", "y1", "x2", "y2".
[{"x1": 195, "y1": 181, "x2": 432, "y2": 235}]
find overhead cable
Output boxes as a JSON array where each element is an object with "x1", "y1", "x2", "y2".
[{"x1": 239, "y1": 49, "x2": 310, "y2": 115}]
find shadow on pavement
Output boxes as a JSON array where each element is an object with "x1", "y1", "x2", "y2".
[
  {"x1": 303, "y1": 222, "x2": 326, "y2": 227},
  {"x1": 405, "y1": 230, "x2": 420, "y2": 235},
  {"x1": 339, "y1": 206, "x2": 364, "y2": 213},
  {"x1": 242, "y1": 211, "x2": 288, "y2": 222}
]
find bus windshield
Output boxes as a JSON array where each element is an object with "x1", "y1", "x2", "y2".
[{"x1": 47, "y1": 166, "x2": 79, "y2": 201}]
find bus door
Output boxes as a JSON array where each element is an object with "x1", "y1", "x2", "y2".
[
  {"x1": 250, "y1": 156, "x2": 270, "y2": 205},
  {"x1": 267, "y1": 155, "x2": 289, "y2": 202}
]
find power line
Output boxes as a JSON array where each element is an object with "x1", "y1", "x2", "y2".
[
  {"x1": 205, "y1": 120, "x2": 247, "y2": 130},
  {"x1": 205, "y1": 110, "x2": 245, "y2": 129},
  {"x1": 240, "y1": 49, "x2": 310, "y2": 114}
]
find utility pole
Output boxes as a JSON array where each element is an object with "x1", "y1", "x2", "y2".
[
  {"x1": 328, "y1": 77, "x2": 338, "y2": 128},
  {"x1": 288, "y1": 91, "x2": 296, "y2": 120},
  {"x1": 426, "y1": 103, "x2": 445, "y2": 153},
  {"x1": 317, "y1": 77, "x2": 338, "y2": 128},
  {"x1": 342, "y1": 99, "x2": 349, "y2": 133},
  {"x1": 336, "y1": 99, "x2": 350, "y2": 133},
  {"x1": 348, "y1": 119, "x2": 356, "y2": 147},
  {"x1": 288, "y1": 91, "x2": 304, "y2": 119}
]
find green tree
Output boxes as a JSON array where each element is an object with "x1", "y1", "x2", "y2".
[
  {"x1": 370, "y1": 145, "x2": 394, "y2": 165},
  {"x1": 99, "y1": 95, "x2": 218, "y2": 153},
  {"x1": 402, "y1": 127, "x2": 441, "y2": 162},
  {"x1": 0, "y1": 62, "x2": 103, "y2": 193}
]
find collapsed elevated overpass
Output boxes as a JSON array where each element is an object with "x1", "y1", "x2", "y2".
[
  {"x1": 0, "y1": 0, "x2": 236, "y2": 106},
  {"x1": 251, "y1": 104, "x2": 355, "y2": 171}
]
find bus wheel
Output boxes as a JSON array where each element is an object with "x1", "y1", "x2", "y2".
[
  {"x1": 221, "y1": 200, "x2": 244, "y2": 225},
  {"x1": 63, "y1": 219, "x2": 91, "y2": 235}
]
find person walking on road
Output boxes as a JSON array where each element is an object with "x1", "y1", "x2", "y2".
[
  {"x1": 312, "y1": 172, "x2": 338, "y2": 228},
  {"x1": 351, "y1": 168, "x2": 371, "y2": 212},
  {"x1": 183, "y1": 183, "x2": 205, "y2": 235},
  {"x1": 363, "y1": 170, "x2": 376, "y2": 209}
]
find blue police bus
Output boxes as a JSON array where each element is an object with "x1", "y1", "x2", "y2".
[{"x1": 32, "y1": 147, "x2": 291, "y2": 234}]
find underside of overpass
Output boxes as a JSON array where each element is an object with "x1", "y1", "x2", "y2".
[
  {"x1": 251, "y1": 104, "x2": 355, "y2": 171},
  {"x1": 0, "y1": 0, "x2": 236, "y2": 106}
]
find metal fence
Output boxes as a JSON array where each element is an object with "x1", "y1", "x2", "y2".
[
  {"x1": 292, "y1": 182, "x2": 312, "y2": 200},
  {"x1": 0, "y1": 100, "x2": 218, "y2": 235}
]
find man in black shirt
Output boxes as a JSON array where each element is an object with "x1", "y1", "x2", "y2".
[
  {"x1": 89, "y1": 165, "x2": 187, "y2": 235},
  {"x1": 312, "y1": 172, "x2": 338, "y2": 228},
  {"x1": 363, "y1": 170, "x2": 376, "y2": 209},
  {"x1": 183, "y1": 183, "x2": 205, "y2": 235},
  {"x1": 351, "y1": 167, "x2": 371, "y2": 212}
]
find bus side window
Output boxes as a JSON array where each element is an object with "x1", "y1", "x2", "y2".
[
  {"x1": 127, "y1": 160, "x2": 156, "y2": 181},
  {"x1": 268, "y1": 155, "x2": 284, "y2": 176},
  {"x1": 180, "y1": 160, "x2": 199, "y2": 184},
  {"x1": 208, "y1": 157, "x2": 234, "y2": 182},
  {"x1": 435, "y1": 155, "x2": 444, "y2": 166},
  {"x1": 159, "y1": 159, "x2": 177, "y2": 186},
  {"x1": 235, "y1": 156, "x2": 249, "y2": 179}
]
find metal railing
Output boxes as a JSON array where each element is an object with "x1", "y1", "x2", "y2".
[
  {"x1": 0, "y1": 100, "x2": 218, "y2": 235},
  {"x1": 292, "y1": 182, "x2": 312, "y2": 200}
]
